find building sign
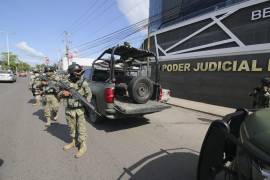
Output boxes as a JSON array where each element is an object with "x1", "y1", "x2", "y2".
[
  {"x1": 157, "y1": 53, "x2": 270, "y2": 108},
  {"x1": 251, "y1": 6, "x2": 270, "y2": 21},
  {"x1": 161, "y1": 59, "x2": 270, "y2": 72}
]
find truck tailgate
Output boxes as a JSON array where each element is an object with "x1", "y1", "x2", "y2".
[{"x1": 113, "y1": 100, "x2": 171, "y2": 115}]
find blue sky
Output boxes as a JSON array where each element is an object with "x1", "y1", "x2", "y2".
[{"x1": 0, "y1": 0, "x2": 148, "y2": 65}]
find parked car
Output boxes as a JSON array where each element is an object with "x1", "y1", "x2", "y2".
[
  {"x1": 86, "y1": 44, "x2": 170, "y2": 123},
  {"x1": 18, "y1": 72, "x2": 27, "y2": 77},
  {"x1": 0, "y1": 70, "x2": 16, "y2": 82}
]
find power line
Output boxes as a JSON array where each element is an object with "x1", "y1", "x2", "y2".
[
  {"x1": 78, "y1": 0, "x2": 146, "y2": 39},
  {"x1": 76, "y1": 6, "x2": 178, "y2": 50},
  {"x1": 70, "y1": 0, "x2": 148, "y2": 49},
  {"x1": 70, "y1": 0, "x2": 112, "y2": 34},
  {"x1": 79, "y1": 27, "x2": 146, "y2": 57},
  {"x1": 74, "y1": 16, "x2": 150, "y2": 50},
  {"x1": 55, "y1": 0, "x2": 99, "y2": 41},
  {"x1": 79, "y1": 33, "x2": 147, "y2": 58},
  {"x1": 73, "y1": 5, "x2": 179, "y2": 54},
  {"x1": 67, "y1": 0, "x2": 99, "y2": 32},
  {"x1": 80, "y1": 36, "x2": 145, "y2": 57},
  {"x1": 76, "y1": 21, "x2": 147, "y2": 51},
  {"x1": 78, "y1": 23, "x2": 149, "y2": 57}
]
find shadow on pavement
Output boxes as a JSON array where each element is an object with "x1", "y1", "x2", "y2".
[
  {"x1": 45, "y1": 123, "x2": 70, "y2": 143},
  {"x1": 33, "y1": 109, "x2": 46, "y2": 122},
  {"x1": 117, "y1": 148, "x2": 199, "y2": 180},
  {"x1": 89, "y1": 117, "x2": 150, "y2": 132},
  {"x1": 0, "y1": 159, "x2": 3, "y2": 167}
]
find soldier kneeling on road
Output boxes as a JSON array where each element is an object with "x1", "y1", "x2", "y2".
[
  {"x1": 41, "y1": 66, "x2": 60, "y2": 127},
  {"x1": 58, "y1": 64, "x2": 92, "y2": 158},
  {"x1": 249, "y1": 77, "x2": 270, "y2": 108}
]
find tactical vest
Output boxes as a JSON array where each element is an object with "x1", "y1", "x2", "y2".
[
  {"x1": 44, "y1": 74, "x2": 59, "y2": 95},
  {"x1": 66, "y1": 77, "x2": 86, "y2": 109}
]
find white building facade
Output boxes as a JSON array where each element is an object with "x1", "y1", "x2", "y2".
[{"x1": 59, "y1": 57, "x2": 94, "y2": 71}]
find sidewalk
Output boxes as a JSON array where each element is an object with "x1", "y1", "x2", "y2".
[{"x1": 166, "y1": 97, "x2": 236, "y2": 117}]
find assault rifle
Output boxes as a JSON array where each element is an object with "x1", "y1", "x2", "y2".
[{"x1": 39, "y1": 74, "x2": 100, "y2": 116}]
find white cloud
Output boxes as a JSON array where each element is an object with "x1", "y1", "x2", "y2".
[
  {"x1": 16, "y1": 41, "x2": 45, "y2": 59},
  {"x1": 117, "y1": 0, "x2": 149, "y2": 26}
]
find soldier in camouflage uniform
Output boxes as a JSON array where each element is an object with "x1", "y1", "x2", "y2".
[
  {"x1": 31, "y1": 69, "x2": 42, "y2": 106},
  {"x1": 250, "y1": 77, "x2": 270, "y2": 108},
  {"x1": 29, "y1": 69, "x2": 36, "y2": 90},
  {"x1": 60, "y1": 64, "x2": 92, "y2": 158},
  {"x1": 41, "y1": 66, "x2": 60, "y2": 127}
]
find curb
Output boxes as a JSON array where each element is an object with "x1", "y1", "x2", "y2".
[
  {"x1": 165, "y1": 102, "x2": 225, "y2": 117},
  {"x1": 165, "y1": 99, "x2": 234, "y2": 118}
]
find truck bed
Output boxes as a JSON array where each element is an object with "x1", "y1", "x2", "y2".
[{"x1": 113, "y1": 99, "x2": 171, "y2": 115}]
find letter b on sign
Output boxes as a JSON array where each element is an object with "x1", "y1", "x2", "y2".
[{"x1": 252, "y1": 10, "x2": 261, "y2": 21}]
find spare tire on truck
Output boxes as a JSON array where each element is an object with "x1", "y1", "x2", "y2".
[{"x1": 128, "y1": 76, "x2": 153, "y2": 104}]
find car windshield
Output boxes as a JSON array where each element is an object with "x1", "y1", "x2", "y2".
[{"x1": 83, "y1": 68, "x2": 92, "y2": 80}]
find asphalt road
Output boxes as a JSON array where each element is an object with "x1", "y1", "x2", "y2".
[{"x1": 0, "y1": 78, "x2": 219, "y2": 180}]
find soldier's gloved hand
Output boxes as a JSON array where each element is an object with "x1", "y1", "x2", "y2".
[{"x1": 62, "y1": 90, "x2": 71, "y2": 97}]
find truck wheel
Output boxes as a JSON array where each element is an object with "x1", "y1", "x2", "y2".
[
  {"x1": 128, "y1": 76, "x2": 153, "y2": 104},
  {"x1": 89, "y1": 98, "x2": 103, "y2": 124}
]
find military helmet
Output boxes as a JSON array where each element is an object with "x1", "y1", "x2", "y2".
[
  {"x1": 261, "y1": 77, "x2": 270, "y2": 86},
  {"x1": 123, "y1": 41, "x2": 131, "y2": 47},
  {"x1": 44, "y1": 66, "x2": 56, "y2": 73},
  {"x1": 33, "y1": 68, "x2": 39, "y2": 73},
  {"x1": 68, "y1": 63, "x2": 83, "y2": 75}
]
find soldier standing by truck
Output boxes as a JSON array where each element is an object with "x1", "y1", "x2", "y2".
[
  {"x1": 41, "y1": 66, "x2": 60, "y2": 127},
  {"x1": 59, "y1": 64, "x2": 92, "y2": 158},
  {"x1": 249, "y1": 77, "x2": 270, "y2": 108}
]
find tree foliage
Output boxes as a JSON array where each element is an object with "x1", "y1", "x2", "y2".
[
  {"x1": 35, "y1": 64, "x2": 46, "y2": 71},
  {"x1": 0, "y1": 52, "x2": 31, "y2": 72}
]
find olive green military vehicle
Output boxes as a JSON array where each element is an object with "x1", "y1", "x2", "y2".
[
  {"x1": 197, "y1": 108, "x2": 270, "y2": 180},
  {"x1": 86, "y1": 44, "x2": 170, "y2": 123}
]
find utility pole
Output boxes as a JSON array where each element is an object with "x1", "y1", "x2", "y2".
[
  {"x1": 63, "y1": 31, "x2": 72, "y2": 67},
  {"x1": 6, "y1": 34, "x2": 10, "y2": 67}
]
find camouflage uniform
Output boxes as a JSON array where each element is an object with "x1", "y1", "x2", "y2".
[
  {"x1": 32, "y1": 73, "x2": 42, "y2": 105},
  {"x1": 251, "y1": 86, "x2": 270, "y2": 108},
  {"x1": 43, "y1": 72, "x2": 60, "y2": 126},
  {"x1": 250, "y1": 78, "x2": 270, "y2": 108},
  {"x1": 29, "y1": 73, "x2": 36, "y2": 90},
  {"x1": 64, "y1": 76, "x2": 92, "y2": 143}
]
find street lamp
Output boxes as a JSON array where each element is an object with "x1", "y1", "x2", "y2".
[{"x1": 0, "y1": 31, "x2": 15, "y2": 68}]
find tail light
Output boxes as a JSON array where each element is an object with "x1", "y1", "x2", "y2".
[
  {"x1": 104, "y1": 88, "x2": 115, "y2": 103},
  {"x1": 169, "y1": 90, "x2": 172, "y2": 96},
  {"x1": 159, "y1": 87, "x2": 163, "y2": 101}
]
